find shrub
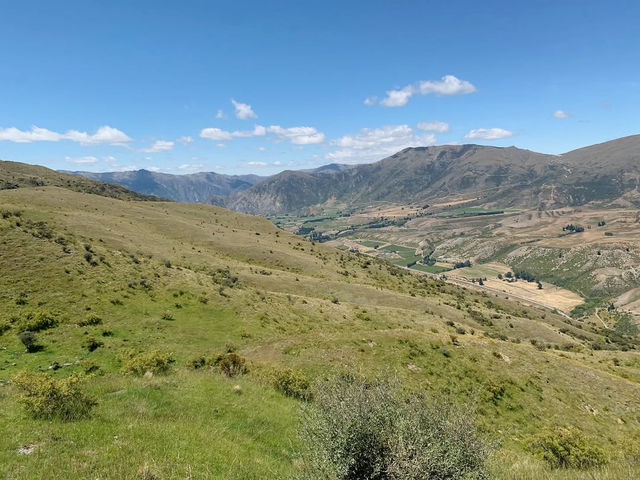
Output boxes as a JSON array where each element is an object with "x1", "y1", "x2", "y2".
[
  {"x1": 18, "y1": 311, "x2": 58, "y2": 332},
  {"x1": 0, "y1": 320, "x2": 11, "y2": 336},
  {"x1": 217, "y1": 353, "x2": 248, "y2": 377},
  {"x1": 121, "y1": 350, "x2": 175, "y2": 376},
  {"x1": 298, "y1": 374, "x2": 489, "y2": 480},
  {"x1": 84, "y1": 338, "x2": 104, "y2": 352},
  {"x1": 272, "y1": 368, "x2": 312, "y2": 401},
  {"x1": 18, "y1": 331, "x2": 42, "y2": 353},
  {"x1": 77, "y1": 315, "x2": 103, "y2": 327},
  {"x1": 188, "y1": 355, "x2": 207, "y2": 370},
  {"x1": 11, "y1": 371, "x2": 97, "y2": 420},
  {"x1": 529, "y1": 427, "x2": 607, "y2": 469}
]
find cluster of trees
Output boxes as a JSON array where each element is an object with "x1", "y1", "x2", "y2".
[
  {"x1": 453, "y1": 260, "x2": 472, "y2": 269},
  {"x1": 563, "y1": 224, "x2": 585, "y2": 233},
  {"x1": 498, "y1": 270, "x2": 543, "y2": 289}
]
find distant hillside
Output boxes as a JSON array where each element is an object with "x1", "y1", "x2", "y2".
[
  {"x1": 69, "y1": 169, "x2": 265, "y2": 203},
  {"x1": 0, "y1": 160, "x2": 158, "y2": 201},
  {"x1": 228, "y1": 135, "x2": 640, "y2": 214}
]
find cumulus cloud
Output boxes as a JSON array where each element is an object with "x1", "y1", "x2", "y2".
[
  {"x1": 326, "y1": 124, "x2": 437, "y2": 163},
  {"x1": 65, "y1": 155, "x2": 99, "y2": 164},
  {"x1": 268, "y1": 125, "x2": 325, "y2": 144},
  {"x1": 417, "y1": 121, "x2": 450, "y2": 133},
  {"x1": 216, "y1": 109, "x2": 225, "y2": 119},
  {"x1": 141, "y1": 140, "x2": 174, "y2": 153},
  {"x1": 553, "y1": 109, "x2": 571, "y2": 118},
  {"x1": 231, "y1": 99, "x2": 257, "y2": 119},
  {"x1": 0, "y1": 125, "x2": 131, "y2": 145},
  {"x1": 368, "y1": 75, "x2": 476, "y2": 107},
  {"x1": 178, "y1": 135, "x2": 193, "y2": 144},
  {"x1": 200, "y1": 127, "x2": 233, "y2": 141},
  {"x1": 464, "y1": 128, "x2": 514, "y2": 140}
]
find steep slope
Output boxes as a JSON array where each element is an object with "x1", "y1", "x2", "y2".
[
  {"x1": 0, "y1": 160, "x2": 159, "y2": 201},
  {"x1": 69, "y1": 169, "x2": 265, "y2": 203},
  {"x1": 0, "y1": 171, "x2": 639, "y2": 478},
  {"x1": 229, "y1": 135, "x2": 640, "y2": 214}
]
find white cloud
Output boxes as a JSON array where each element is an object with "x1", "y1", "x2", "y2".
[
  {"x1": 216, "y1": 143, "x2": 226, "y2": 148},
  {"x1": 178, "y1": 163, "x2": 205, "y2": 172},
  {"x1": 231, "y1": 124, "x2": 267, "y2": 138},
  {"x1": 200, "y1": 127, "x2": 233, "y2": 141},
  {"x1": 231, "y1": 99, "x2": 257, "y2": 119},
  {"x1": 103, "y1": 156, "x2": 117, "y2": 163},
  {"x1": 326, "y1": 124, "x2": 437, "y2": 163},
  {"x1": 417, "y1": 121, "x2": 450, "y2": 133},
  {"x1": 268, "y1": 125, "x2": 325, "y2": 144},
  {"x1": 369, "y1": 75, "x2": 476, "y2": 107},
  {"x1": 257, "y1": 146, "x2": 267, "y2": 152},
  {"x1": 147, "y1": 166, "x2": 162, "y2": 172},
  {"x1": 248, "y1": 161, "x2": 267, "y2": 166},
  {"x1": 272, "y1": 160, "x2": 281, "y2": 165},
  {"x1": 178, "y1": 135, "x2": 194, "y2": 144},
  {"x1": 553, "y1": 109, "x2": 571, "y2": 118},
  {"x1": 65, "y1": 155, "x2": 99, "y2": 164},
  {"x1": 0, "y1": 125, "x2": 131, "y2": 145},
  {"x1": 216, "y1": 109, "x2": 225, "y2": 119},
  {"x1": 464, "y1": 128, "x2": 514, "y2": 140},
  {"x1": 141, "y1": 140, "x2": 174, "y2": 153},
  {"x1": 64, "y1": 125, "x2": 132, "y2": 145}
]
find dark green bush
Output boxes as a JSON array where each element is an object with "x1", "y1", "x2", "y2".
[
  {"x1": 18, "y1": 331, "x2": 42, "y2": 353},
  {"x1": 529, "y1": 427, "x2": 607, "y2": 469},
  {"x1": 12, "y1": 371, "x2": 97, "y2": 420},
  {"x1": 77, "y1": 315, "x2": 103, "y2": 327},
  {"x1": 84, "y1": 338, "x2": 104, "y2": 352},
  {"x1": 298, "y1": 375, "x2": 489, "y2": 479}
]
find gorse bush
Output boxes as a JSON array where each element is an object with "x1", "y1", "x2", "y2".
[
  {"x1": 216, "y1": 353, "x2": 248, "y2": 378},
  {"x1": 121, "y1": 350, "x2": 175, "y2": 376},
  {"x1": 528, "y1": 427, "x2": 607, "y2": 469},
  {"x1": 298, "y1": 374, "x2": 489, "y2": 480},
  {"x1": 77, "y1": 315, "x2": 103, "y2": 327},
  {"x1": 272, "y1": 368, "x2": 312, "y2": 401},
  {"x1": 12, "y1": 371, "x2": 97, "y2": 420},
  {"x1": 18, "y1": 311, "x2": 58, "y2": 332}
]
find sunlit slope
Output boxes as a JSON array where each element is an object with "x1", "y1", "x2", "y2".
[{"x1": 0, "y1": 186, "x2": 639, "y2": 479}]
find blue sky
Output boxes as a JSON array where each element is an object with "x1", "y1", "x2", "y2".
[{"x1": 1, "y1": 0, "x2": 639, "y2": 175}]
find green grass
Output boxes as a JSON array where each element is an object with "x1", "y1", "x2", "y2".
[{"x1": 0, "y1": 185, "x2": 639, "y2": 478}]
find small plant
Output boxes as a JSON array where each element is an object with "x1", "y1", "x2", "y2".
[
  {"x1": 0, "y1": 320, "x2": 11, "y2": 336},
  {"x1": 121, "y1": 350, "x2": 175, "y2": 376},
  {"x1": 216, "y1": 353, "x2": 248, "y2": 377},
  {"x1": 18, "y1": 331, "x2": 43, "y2": 353},
  {"x1": 188, "y1": 355, "x2": 207, "y2": 370},
  {"x1": 77, "y1": 315, "x2": 103, "y2": 327},
  {"x1": 11, "y1": 371, "x2": 97, "y2": 420},
  {"x1": 529, "y1": 427, "x2": 607, "y2": 469},
  {"x1": 84, "y1": 337, "x2": 104, "y2": 352},
  {"x1": 272, "y1": 368, "x2": 312, "y2": 401},
  {"x1": 161, "y1": 311, "x2": 174, "y2": 321}
]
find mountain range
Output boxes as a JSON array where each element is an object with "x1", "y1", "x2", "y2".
[{"x1": 67, "y1": 134, "x2": 640, "y2": 214}]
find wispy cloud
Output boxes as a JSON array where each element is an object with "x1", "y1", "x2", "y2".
[
  {"x1": 200, "y1": 124, "x2": 324, "y2": 145},
  {"x1": 366, "y1": 75, "x2": 476, "y2": 107},
  {"x1": 552, "y1": 109, "x2": 571, "y2": 118},
  {"x1": 65, "y1": 155, "x2": 99, "y2": 164},
  {"x1": 0, "y1": 125, "x2": 131, "y2": 145},
  {"x1": 141, "y1": 140, "x2": 174, "y2": 153},
  {"x1": 464, "y1": 128, "x2": 514, "y2": 140},
  {"x1": 417, "y1": 121, "x2": 450, "y2": 133}
]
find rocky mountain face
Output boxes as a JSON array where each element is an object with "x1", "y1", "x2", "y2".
[{"x1": 227, "y1": 135, "x2": 640, "y2": 214}]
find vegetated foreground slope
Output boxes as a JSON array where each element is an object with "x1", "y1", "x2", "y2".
[
  {"x1": 0, "y1": 160, "x2": 160, "y2": 201},
  {"x1": 0, "y1": 185, "x2": 639, "y2": 478},
  {"x1": 228, "y1": 135, "x2": 640, "y2": 214},
  {"x1": 70, "y1": 169, "x2": 265, "y2": 203}
]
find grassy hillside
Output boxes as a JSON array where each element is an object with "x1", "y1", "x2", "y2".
[
  {"x1": 1, "y1": 185, "x2": 640, "y2": 479},
  {"x1": 0, "y1": 160, "x2": 161, "y2": 201}
]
